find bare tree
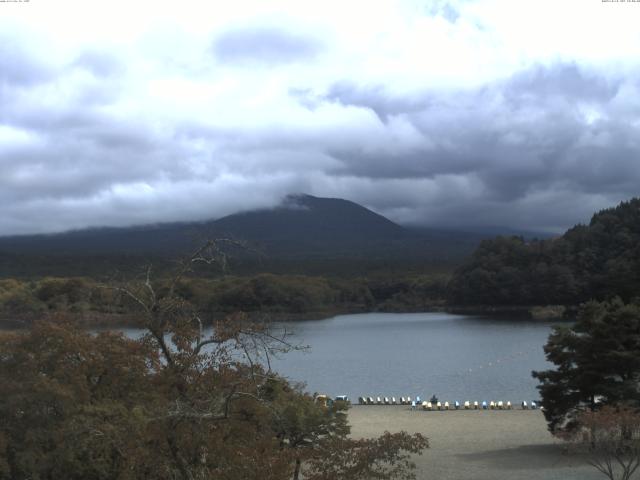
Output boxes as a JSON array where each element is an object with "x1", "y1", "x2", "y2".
[
  {"x1": 564, "y1": 406, "x2": 640, "y2": 480},
  {"x1": 106, "y1": 240, "x2": 300, "y2": 480}
]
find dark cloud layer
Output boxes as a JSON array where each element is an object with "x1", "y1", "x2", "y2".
[
  {"x1": 315, "y1": 63, "x2": 639, "y2": 231},
  {"x1": 1, "y1": 21, "x2": 639, "y2": 238}
]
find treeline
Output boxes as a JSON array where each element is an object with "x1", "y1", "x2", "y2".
[
  {"x1": 448, "y1": 198, "x2": 640, "y2": 306},
  {"x1": 0, "y1": 272, "x2": 449, "y2": 325}
]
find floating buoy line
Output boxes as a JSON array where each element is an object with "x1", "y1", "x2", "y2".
[{"x1": 355, "y1": 397, "x2": 541, "y2": 410}]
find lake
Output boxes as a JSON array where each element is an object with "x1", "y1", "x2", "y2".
[
  {"x1": 268, "y1": 312, "x2": 557, "y2": 403},
  {"x1": 114, "y1": 312, "x2": 558, "y2": 404}
]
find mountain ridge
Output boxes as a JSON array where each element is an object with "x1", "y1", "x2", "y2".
[{"x1": 0, "y1": 194, "x2": 526, "y2": 276}]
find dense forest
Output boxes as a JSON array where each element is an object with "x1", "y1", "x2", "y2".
[
  {"x1": 448, "y1": 198, "x2": 640, "y2": 306},
  {"x1": 0, "y1": 272, "x2": 449, "y2": 327}
]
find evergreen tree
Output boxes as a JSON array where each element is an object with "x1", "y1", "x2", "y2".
[
  {"x1": 448, "y1": 197, "x2": 640, "y2": 306},
  {"x1": 533, "y1": 299, "x2": 640, "y2": 433}
]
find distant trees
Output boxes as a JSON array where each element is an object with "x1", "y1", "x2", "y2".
[
  {"x1": 448, "y1": 197, "x2": 640, "y2": 306},
  {"x1": 532, "y1": 299, "x2": 640, "y2": 434},
  {"x1": 0, "y1": 272, "x2": 450, "y2": 327}
]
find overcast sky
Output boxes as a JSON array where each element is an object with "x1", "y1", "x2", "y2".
[{"x1": 1, "y1": 0, "x2": 640, "y2": 236}]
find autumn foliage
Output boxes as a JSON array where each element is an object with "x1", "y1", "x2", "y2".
[{"x1": 0, "y1": 243, "x2": 428, "y2": 479}]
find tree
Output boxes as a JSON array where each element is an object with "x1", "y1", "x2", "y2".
[
  {"x1": 533, "y1": 299, "x2": 640, "y2": 433},
  {"x1": 0, "y1": 240, "x2": 428, "y2": 479},
  {"x1": 563, "y1": 406, "x2": 640, "y2": 480}
]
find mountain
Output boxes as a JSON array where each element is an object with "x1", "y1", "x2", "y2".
[
  {"x1": 0, "y1": 194, "x2": 488, "y2": 276},
  {"x1": 210, "y1": 194, "x2": 409, "y2": 256}
]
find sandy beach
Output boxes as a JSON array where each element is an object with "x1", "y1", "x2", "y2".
[{"x1": 347, "y1": 406, "x2": 601, "y2": 480}]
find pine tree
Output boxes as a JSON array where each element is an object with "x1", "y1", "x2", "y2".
[{"x1": 533, "y1": 299, "x2": 640, "y2": 433}]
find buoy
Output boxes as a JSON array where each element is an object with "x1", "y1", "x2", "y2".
[{"x1": 464, "y1": 401, "x2": 471, "y2": 409}]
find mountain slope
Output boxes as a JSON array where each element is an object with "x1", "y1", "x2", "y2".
[
  {"x1": 447, "y1": 197, "x2": 640, "y2": 305},
  {"x1": 0, "y1": 194, "x2": 488, "y2": 275},
  {"x1": 0, "y1": 195, "x2": 407, "y2": 256},
  {"x1": 210, "y1": 194, "x2": 409, "y2": 255}
]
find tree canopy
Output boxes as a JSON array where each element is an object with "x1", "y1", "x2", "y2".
[
  {"x1": 0, "y1": 242, "x2": 428, "y2": 479},
  {"x1": 448, "y1": 198, "x2": 640, "y2": 306},
  {"x1": 533, "y1": 299, "x2": 640, "y2": 433}
]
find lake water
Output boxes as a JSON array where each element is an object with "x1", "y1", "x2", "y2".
[
  {"x1": 268, "y1": 312, "x2": 556, "y2": 403},
  {"x1": 114, "y1": 312, "x2": 558, "y2": 404}
]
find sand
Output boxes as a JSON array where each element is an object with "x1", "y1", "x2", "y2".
[{"x1": 347, "y1": 406, "x2": 602, "y2": 480}]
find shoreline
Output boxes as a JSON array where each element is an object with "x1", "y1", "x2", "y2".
[{"x1": 0, "y1": 304, "x2": 575, "y2": 330}]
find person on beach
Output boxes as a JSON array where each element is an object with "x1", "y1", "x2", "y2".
[{"x1": 411, "y1": 400, "x2": 416, "y2": 410}]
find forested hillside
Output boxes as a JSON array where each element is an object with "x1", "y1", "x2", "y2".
[
  {"x1": 447, "y1": 198, "x2": 640, "y2": 306},
  {"x1": 0, "y1": 195, "x2": 484, "y2": 274}
]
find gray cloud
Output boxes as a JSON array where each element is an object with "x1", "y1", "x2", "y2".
[
  {"x1": 305, "y1": 63, "x2": 640, "y2": 230},
  {"x1": 425, "y1": 1, "x2": 461, "y2": 23},
  {"x1": 0, "y1": 36, "x2": 52, "y2": 87},
  {"x1": 504, "y1": 63, "x2": 619, "y2": 104},
  {"x1": 72, "y1": 50, "x2": 124, "y2": 77},
  {"x1": 1, "y1": 42, "x2": 639, "y2": 237},
  {"x1": 212, "y1": 26, "x2": 322, "y2": 65}
]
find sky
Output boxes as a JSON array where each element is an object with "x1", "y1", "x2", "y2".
[{"x1": 1, "y1": 0, "x2": 640, "y2": 236}]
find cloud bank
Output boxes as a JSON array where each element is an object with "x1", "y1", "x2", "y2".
[{"x1": 1, "y1": 0, "x2": 639, "y2": 235}]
